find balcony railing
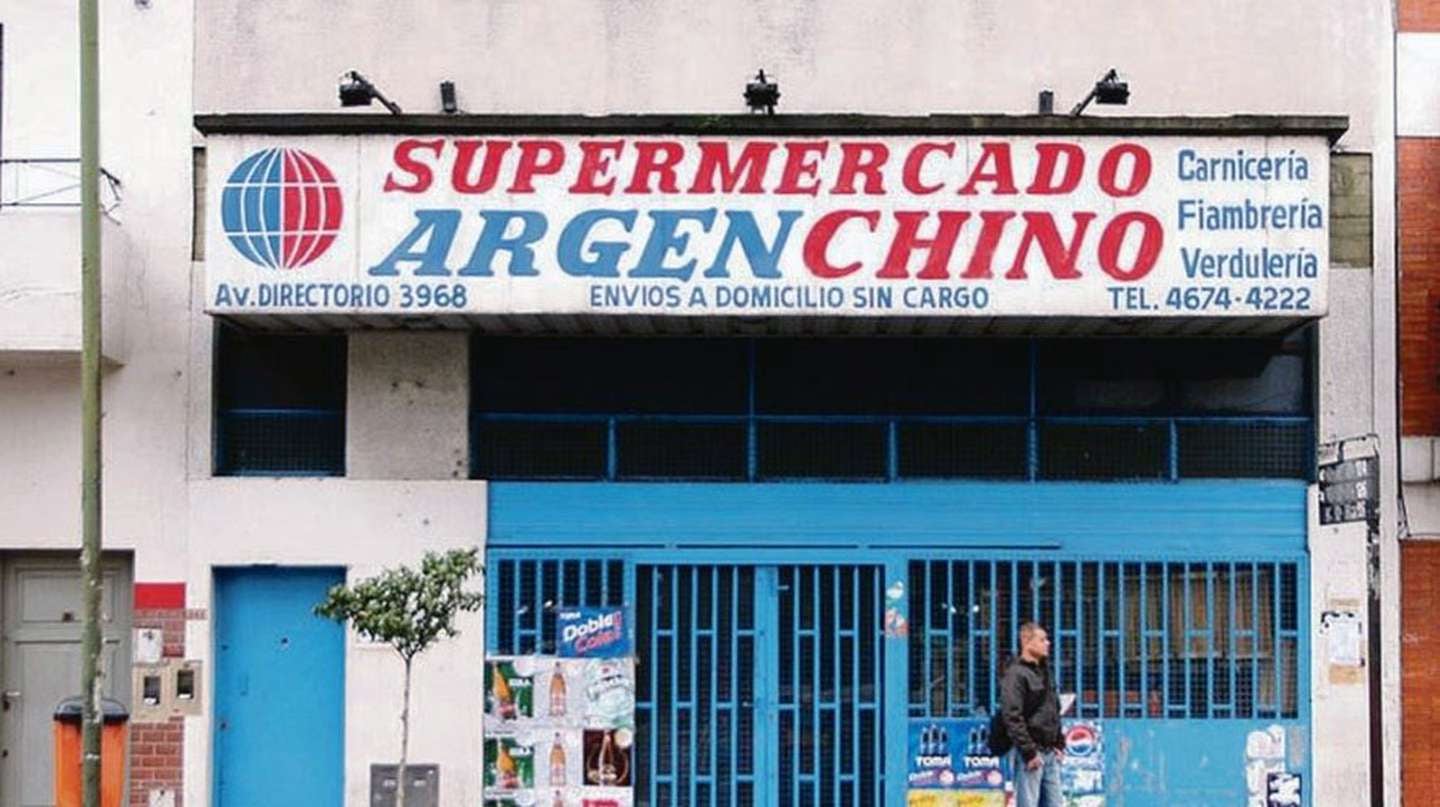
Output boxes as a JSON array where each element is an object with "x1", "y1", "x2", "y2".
[{"x1": 0, "y1": 158, "x2": 121, "y2": 212}]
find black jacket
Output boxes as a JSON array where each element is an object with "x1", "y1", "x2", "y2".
[{"x1": 999, "y1": 658, "x2": 1064, "y2": 761}]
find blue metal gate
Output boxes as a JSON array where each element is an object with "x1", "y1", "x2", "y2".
[
  {"x1": 489, "y1": 559, "x2": 887, "y2": 807},
  {"x1": 906, "y1": 558, "x2": 1303, "y2": 721}
]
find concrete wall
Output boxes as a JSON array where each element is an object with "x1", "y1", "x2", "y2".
[
  {"x1": 0, "y1": 0, "x2": 194, "y2": 574},
  {"x1": 183, "y1": 479, "x2": 487, "y2": 806},
  {"x1": 0, "y1": 211, "x2": 128, "y2": 360},
  {"x1": 1307, "y1": 494, "x2": 1373, "y2": 806},
  {"x1": 347, "y1": 331, "x2": 470, "y2": 480},
  {"x1": 195, "y1": 0, "x2": 1390, "y2": 150}
]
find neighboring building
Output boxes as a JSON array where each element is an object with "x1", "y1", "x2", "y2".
[
  {"x1": 1398, "y1": 2, "x2": 1440, "y2": 805},
  {"x1": 0, "y1": 3, "x2": 1402, "y2": 807}
]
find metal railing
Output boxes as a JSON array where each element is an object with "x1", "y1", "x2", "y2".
[
  {"x1": 213, "y1": 408, "x2": 345, "y2": 476},
  {"x1": 907, "y1": 558, "x2": 1303, "y2": 721},
  {"x1": 470, "y1": 413, "x2": 1314, "y2": 482},
  {"x1": 0, "y1": 158, "x2": 122, "y2": 212}
]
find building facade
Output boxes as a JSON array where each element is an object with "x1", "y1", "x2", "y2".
[
  {"x1": 1397, "y1": 1, "x2": 1440, "y2": 805},
  {"x1": 0, "y1": 2, "x2": 1402, "y2": 806}
]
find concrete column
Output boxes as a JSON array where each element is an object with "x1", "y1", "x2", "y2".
[{"x1": 347, "y1": 331, "x2": 469, "y2": 480}]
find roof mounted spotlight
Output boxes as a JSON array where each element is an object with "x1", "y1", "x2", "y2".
[
  {"x1": 338, "y1": 70, "x2": 402, "y2": 115},
  {"x1": 744, "y1": 69, "x2": 780, "y2": 115},
  {"x1": 1070, "y1": 68, "x2": 1129, "y2": 116},
  {"x1": 439, "y1": 80, "x2": 458, "y2": 114}
]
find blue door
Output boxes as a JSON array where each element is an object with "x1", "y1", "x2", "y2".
[{"x1": 214, "y1": 567, "x2": 346, "y2": 807}]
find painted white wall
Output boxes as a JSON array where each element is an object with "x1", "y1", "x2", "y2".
[
  {"x1": 183, "y1": 479, "x2": 488, "y2": 807},
  {"x1": 0, "y1": 0, "x2": 194, "y2": 583},
  {"x1": 194, "y1": 0, "x2": 1389, "y2": 150},
  {"x1": 0, "y1": 210, "x2": 127, "y2": 359},
  {"x1": 1307, "y1": 488, "x2": 1372, "y2": 806},
  {"x1": 1367, "y1": 19, "x2": 1401, "y2": 807},
  {"x1": 1398, "y1": 33, "x2": 1440, "y2": 138}
]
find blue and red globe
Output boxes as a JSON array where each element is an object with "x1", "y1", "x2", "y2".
[{"x1": 221, "y1": 148, "x2": 343, "y2": 269}]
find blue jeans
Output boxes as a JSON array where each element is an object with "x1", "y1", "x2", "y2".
[{"x1": 1012, "y1": 749, "x2": 1064, "y2": 807}]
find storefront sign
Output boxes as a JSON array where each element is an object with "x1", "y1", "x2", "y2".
[
  {"x1": 205, "y1": 134, "x2": 1329, "y2": 319},
  {"x1": 1317, "y1": 454, "x2": 1378, "y2": 526}
]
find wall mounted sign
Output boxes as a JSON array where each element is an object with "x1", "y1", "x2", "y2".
[{"x1": 205, "y1": 134, "x2": 1329, "y2": 320}]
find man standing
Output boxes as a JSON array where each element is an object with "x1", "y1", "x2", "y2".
[{"x1": 1000, "y1": 622, "x2": 1066, "y2": 807}]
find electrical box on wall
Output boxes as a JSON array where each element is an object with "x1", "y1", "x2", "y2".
[
  {"x1": 130, "y1": 659, "x2": 204, "y2": 719},
  {"x1": 172, "y1": 660, "x2": 203, "y2": 716},
  {"x1": 370, "y1": 764, "x2": 439, "y2": 807},
  {"x1": 133, "y1": 664, "x2": 167, "y2": 722}
]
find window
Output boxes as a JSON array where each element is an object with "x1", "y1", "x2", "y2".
[
  {"x1": 212, "y1": 324, "x2": 346, "y2": 475},
  {"x1": 470, "y1": 332, "x2": 1314, "y2": 482}
]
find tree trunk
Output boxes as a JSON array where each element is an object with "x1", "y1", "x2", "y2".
[{"x1": 398, "y1": 655, "x2": 412, "y2": 807}]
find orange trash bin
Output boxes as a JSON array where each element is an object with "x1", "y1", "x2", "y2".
[{"x1": 53, "y1": 696, "x2": 128, "y2": 807}]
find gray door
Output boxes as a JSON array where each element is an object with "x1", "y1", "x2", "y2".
[{"x1": 0, "y1": 554, "x2": 132, "y2": 807}]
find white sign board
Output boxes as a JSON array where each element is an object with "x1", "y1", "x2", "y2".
[{"x1": 204, "y1": 134, "x2": 1329, "y2": 318}]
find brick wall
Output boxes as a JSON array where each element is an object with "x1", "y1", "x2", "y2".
[
  {"x1": 1402, "y1": 0, "x2": 1440, "y2": 32},
  {"x1": 1403, "y1": 541, "x2": 1440, "y2": 802},
  {"x1": 129, "y1": 716, "x2": 184, "y2": 805},
  {"x1": 131, "y1": 585, "x2": 187, "y2": 807},
  {"x1": 1399, "y1": 139, "x2": 1440, "y2": 434}
]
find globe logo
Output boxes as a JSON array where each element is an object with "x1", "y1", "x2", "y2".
[{"x1": 220, "y1": 148, "x2": 342, "y2": 269}]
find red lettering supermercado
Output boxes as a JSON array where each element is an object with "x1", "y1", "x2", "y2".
[
  {"x1": 379, "y1": 137, "x2": 1163, "y2": 282},
  {"x1": 206, "y1": 132, "x2": 1329, "y2": 318}
]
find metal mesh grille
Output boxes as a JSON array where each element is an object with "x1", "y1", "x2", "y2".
[
  {"x1": 898, "y1": 422, "x2": 1028, "y2": 479},
  {"x1": 617, "y1": 422, "x2": 748, "y2": 480},
  {"x1": 1039, "y1": 423, "x2": 1169, "y2": 480},
  {"x1": 214, "y1": 410, "x2": 344, "y2": 475},
  {"x1": 488, "y1": 556, "x2": 626, "y2": 657},
  {"x1": 636, "y1": 566, "x2": 760, "y2": 807},
  {"x1": 471, "y1": 419, "x2": 606, "y2": 479},
  {"x1": 757, "y1": 423, "x2": 887, "y2": 479},
  {"x1": 1178, "y1": 422, "x2": 1313, "y2": 479},
  {"x1": 490, "y1": 559, "x2": 884, "y2": 807},
  {"x1": 776, "y1": 565, "x2": 885, "y2": 807},
  {"x1": 906, "y1": 558, "x2": 1303, "y2": 721}
]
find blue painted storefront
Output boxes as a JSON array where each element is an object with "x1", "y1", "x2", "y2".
[{"x1": 487, "y1": 481, "x2": 1310, "y2": 806}]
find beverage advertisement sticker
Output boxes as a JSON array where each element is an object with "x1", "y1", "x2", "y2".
[
  {"x1": 906, "y1": 790, "x2": 1006, "y2": 807},
  {"x1": 582, "y1": 729, "x2": 635, "y2": 788},
  {"x1": 583, "y1": 657, "x2": 636, "y2": 730},
  {"x1": 541, "y1": 730, "x2": 584, "y2": 791},
  {"x1": 484, "y1": 655, "x2": 637, "y2": 805},
  {"x1": 907, "y1": 718, "x2": 1005, "y2": 791},
  {"x1": 1061, "y1": 720, "x2": 1105, "y2": 798},
  {"x1": 559, "y1": 607, "x2": 631, "y2": 658},
  {"x1": 484, "y1": 736, "x2": 536, "y2": 792},
  {"x1": 485, "y1": 792, "x2": 635, "y2": 807},
  {"x1": 486, "y1": 658, "x2": 536, "y2": 729}
]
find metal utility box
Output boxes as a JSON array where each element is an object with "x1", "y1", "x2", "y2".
[{"x1": 370, "y1": 764, "x2": 439, "y2": 807}]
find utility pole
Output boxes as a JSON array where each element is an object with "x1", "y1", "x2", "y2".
[{"x1": 78, "y1": 0, "x2": 104, "y2": 803}]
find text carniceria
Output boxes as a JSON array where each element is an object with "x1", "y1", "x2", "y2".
[{"x1": 1177, "y1": 148, "x2": 1311, "y2": 182}]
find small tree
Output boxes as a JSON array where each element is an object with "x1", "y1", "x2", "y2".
[{"x1": 315, "y1": 548, "x2": 483, "y2": 807}]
